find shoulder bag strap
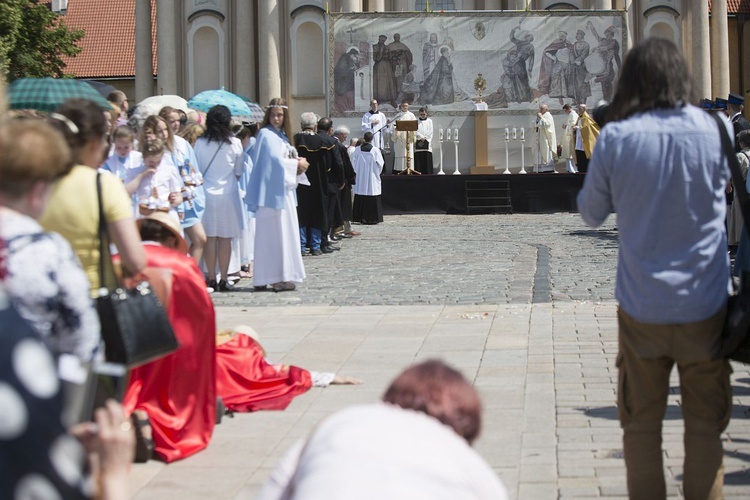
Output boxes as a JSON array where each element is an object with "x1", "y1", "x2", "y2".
[
  {"x1": 201, "y1": 143, "x2": 223, "y2": 178},
  {"x1": 711, "y1": 113, "x2": 750, "y2": 235},
  {"x1": 96, "y1": 173, "x2": 117, "y2": 292}
]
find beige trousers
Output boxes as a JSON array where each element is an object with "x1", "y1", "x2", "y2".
[{"x1": 617, "y1": 307, "x2": 731, "y2": 500}]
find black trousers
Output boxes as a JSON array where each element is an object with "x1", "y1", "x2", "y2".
[{"x1": 575, "y1": 150, "x2": 589, "y2": 173}]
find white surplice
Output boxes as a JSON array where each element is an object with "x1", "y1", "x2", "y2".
[{"x1": 351, "y1": 146, "x2": 384, "y2": 196}]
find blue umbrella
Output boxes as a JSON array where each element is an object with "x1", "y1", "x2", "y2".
[{"x1": 187, "y1": 87, "x2": 251, "y2": 117}]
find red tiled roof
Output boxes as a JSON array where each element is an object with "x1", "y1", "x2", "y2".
[
  {"x1": 711, "y1": 0, "x2": 750, "y2": 14},
  {"x1": 60, "y1": 0, "x2": 157, "y2": 79}
]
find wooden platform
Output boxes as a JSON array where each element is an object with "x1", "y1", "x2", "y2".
[{"x1": 381, "y1": 173, "x2": 585, "y2": 214}]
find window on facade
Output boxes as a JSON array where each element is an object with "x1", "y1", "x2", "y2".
[{"x1": 416, "y1": 0, "x2": 455, "y2": 11}]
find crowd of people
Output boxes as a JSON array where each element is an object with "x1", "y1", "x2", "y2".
[
  {"x1": 0, "y1": 75, "x2": 508, "y2": 498},
  {"x1": 3, "y1": 33, "x2": 750, "y2": 499}
]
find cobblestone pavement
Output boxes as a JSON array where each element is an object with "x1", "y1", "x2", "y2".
[
  {"x1": 129, "y1": 213, "x2": 750, "y2": 499},
  {"x1": 212, "y1": 213, "x2": 619, "y2": 307}
]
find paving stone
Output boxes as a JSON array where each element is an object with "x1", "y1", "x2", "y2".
[{"x1": 128, "y1": 214, "x2": 750, "y2": 499}]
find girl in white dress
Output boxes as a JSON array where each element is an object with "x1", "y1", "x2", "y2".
[
  {"x1": 124, "y1": 139, "x2": 184, "y2": 226},
  {"x1": 246, "y1": 98, "x2": 309, "y2": 293}
]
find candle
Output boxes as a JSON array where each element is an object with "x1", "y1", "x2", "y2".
[
  {"x1": 520, "y1": 128, "x2": 525, "y2": 140},
  {"x1": 512, "y1": 127, "x2": 517, "y2": 140},
  {"x1": 439, "y1": 127, "x2": 444, "y2": 141},
  {"x1": 453, "y1": 128, "x2": 459, "y2": 140},
  {"x1": 505, "y1": 128, "x2": 509, "y2": 141},
  {"x1": 446, "y1": 128, "x2": 451, "y2": 141}
]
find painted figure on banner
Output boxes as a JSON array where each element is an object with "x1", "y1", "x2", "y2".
[
  {"x1": 538, "y1": 31, "x2": 574, "y2": 104},
  {"x1": 421, "y1": 46, "x2": 455, "y2": 106},
  {"x1": 333, "y1": 48, "x2": 360, "y2": 114},
  {"x1": 388, "y1": 34, "x2": 414, "y2": 93},
  {"x1": 490, "y1": 27, "x2": 535, "y2": 107},
  {"x1": 422, "y1": 33, "x2": 439, "y2": 81},
  {"x1": 570, "y1": 29, "x2": 592, "y2": 106},
  {"x1": 586, "y1": 22, "x2": 621, "y2": 102},
  {"x1": 373, "y1": 35, "x2": 398, "y2": 108},
  {"x1": 398, "y1": 64, "x2": 421, "y2": 105}
]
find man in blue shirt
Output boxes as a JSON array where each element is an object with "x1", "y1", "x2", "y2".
[{"x1": 577, "y1": 38, "x2": 732, "y2": 500}]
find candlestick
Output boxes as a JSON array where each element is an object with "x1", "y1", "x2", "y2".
[
  {"x1": 520, "y1": 127, "x2": 525, "y2": 141},
  {"x1": 446, "y1": 128, "x2": 451, "y2": 141},
  {"x1": 505, "y1": 128, "x2": 509, "y2": 141},
  {"x1": 439, "y1": 127, "x2": 444, "y2": 141},
  {"x1": 453, "y1": 128, "x2": 459, "y2": 140},
  {"x1": 512, "y1": 127, "x2": 517, "y2": 140}
]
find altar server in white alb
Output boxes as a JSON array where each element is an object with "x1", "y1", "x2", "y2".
[
  {"x1": 415, "y1": 107, "x2": 434, "y2": 174},
  {"x1": 361, "y1": 99, "x2": 389, "y2": 150},
  {"x1": 391, "y1": 101, "x2": 417, "y2": 173},
  {"x1": 351, "y1": 132, "x2": 384, "y2": 225},
  {"x1": 535, "y1": 103, "x2": 557, "y2": 171},
  {"x1": 246, "y1": 98, "x2": 309, "y2": 293},
  {"x1": 561, "y1": 103, "x2": 579, "y2": 173}
]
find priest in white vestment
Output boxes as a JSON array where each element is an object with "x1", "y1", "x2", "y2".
[
  {"x1": 561, "y1": 104, "x2": 579, "y2": 173},
  {"x1": 535, "y1": 103, "x2": 557, "y2": 172},
  {"x1": 391, "y1": 101, "x2": 417, "y2": 173},
  {"x1": 351, "y1": 132, "x2": 384, "y2": 224},
  {"x1": 246, "y1": 103, "x2": 309, "y2": 292}
]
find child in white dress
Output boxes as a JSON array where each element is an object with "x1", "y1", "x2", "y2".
[
  {"x1": 125, "y1": 139, "x2": 184, "y2": 226},
  {"x1": 104, "y1": 126, "x2": 142, "y2": 181}
]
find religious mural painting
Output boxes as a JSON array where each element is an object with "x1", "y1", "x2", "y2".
[{"x1": 329, "y1": 11, "x2": 626, "y2": 116}]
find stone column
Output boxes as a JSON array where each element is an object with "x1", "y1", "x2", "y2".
[
  {"x1": 507, "y1": 0, "x2": 526, "y2": 10},
  {"x1": 485, "y1": 0, "x2": 502, "y2": 10},
  {"x1": 592, "y1": 0, "x2": 611, "y2": 9},
  {"x1": 369, "y1": 0, "x2": 385, "y2": 12},
  {"x1": 234, "y1": 0, "x2": 255, "y2": 100},
  {"x1": 691, "y1": 0, "x2": 711, "y2": 99},
  {"x1": 710, "y1": 0, "x2": 730, "y2": 99},
  {"x1": 135, "y1": 0, "x2": 153, "y2": 101},
  {"x1": 340, "y1": 0, "x2": 362, "y2": 11},
  {"x1": 156, "y1": 0, "x2": 178, "y2": 95},
  {"x1": 258, "y1": 0, "x2": 282, "y2": 105}
]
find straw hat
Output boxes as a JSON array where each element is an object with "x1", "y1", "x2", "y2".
[{"x1": 136, "y1": 212, "x2": 189, "y2": 255}]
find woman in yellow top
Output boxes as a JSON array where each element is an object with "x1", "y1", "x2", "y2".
[{"x1": 40, "y1": 98, "x2": 146, "y2": 294}]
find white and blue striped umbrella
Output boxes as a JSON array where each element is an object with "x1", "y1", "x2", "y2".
[{"x1": 187, "y1": 87, "x2": 251, "y2": 117}]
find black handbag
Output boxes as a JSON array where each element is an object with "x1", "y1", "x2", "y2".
[
  {"x1": 95, "y1": 173, "x2": 178, "y2": 367},
  {"x1": 712, "y1": 113, "x2": 750, "y2": 363}
]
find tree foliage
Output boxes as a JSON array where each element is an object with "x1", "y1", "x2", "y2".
[{"x1": 0, "y1": 0, "x2": 84, "y2": 81}]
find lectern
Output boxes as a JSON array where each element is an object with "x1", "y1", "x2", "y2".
[{"x1": 395, "y1": 119, "x2": 420, "y2": 175}]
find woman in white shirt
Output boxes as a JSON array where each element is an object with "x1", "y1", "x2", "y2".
[{"x1": 193, "y1": 105, "x2": 247, "y2": 291}]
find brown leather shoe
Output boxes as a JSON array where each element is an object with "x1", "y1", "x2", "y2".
[{"x1": 345, "y1": 230, "x2": 362, "y2": 236}]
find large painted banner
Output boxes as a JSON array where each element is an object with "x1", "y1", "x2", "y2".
[{"x1": 328, "y1": 11, "x2": 627, "y2": 116}]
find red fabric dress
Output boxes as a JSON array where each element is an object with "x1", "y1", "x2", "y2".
[
  {"x1": 216, "y1": 333, "x2": 312, "y2": 412},
  {"x1": 122, "y1": 244, "x2": 217, "y2": 463}
]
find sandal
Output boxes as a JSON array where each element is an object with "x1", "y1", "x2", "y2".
[
  {"x1": 131, "y1": 410, "x2": 154, "y2": 463},
  {"x1": 272, "y1": 282, "x2": 296, "y2": 293}
]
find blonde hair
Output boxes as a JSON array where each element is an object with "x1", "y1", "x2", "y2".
[
  {"x1": 140, "y1": 138, "x2": 165, "y2": 158},
  {"x1": 178, "y1": 122, "x2": 206, "y2": 146},
  {"x1": 112, "y1": 125, "x2": 135, "y2": 143},
  {"x1": 0, "y1": 119, "x2": 73, "y2": 198}
]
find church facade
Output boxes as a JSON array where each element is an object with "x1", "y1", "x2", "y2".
[{"x1": 57, "y1": 0, "x2": 749, "y2": 171}]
